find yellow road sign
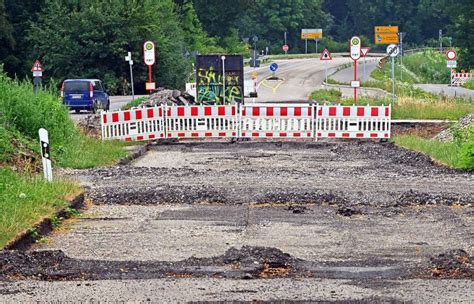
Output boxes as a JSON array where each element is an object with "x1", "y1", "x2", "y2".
[
  {"x1": 375, "y1": 33, "x2": 399, "y2": 45},
  {"x1": 301, "y1": 29, "x2": 322, "y2": 40},
  {"x1": 375, "y1": 26, "x2": 399, "y2": 33}
]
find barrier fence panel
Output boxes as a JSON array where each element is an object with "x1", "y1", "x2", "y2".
[
  {"x1": 101, "y1": 104, "x2": 391, "y2": 141},
  {"x1": 240, "y1": 104, "x2": 315, "y2": 138},
  {"x1": 101, "y1": 106, "x2": 165, "y2": 141},
  {"x1": 165, "y1": 105, "x2": 238, "y2": 138},
  {"x1": 316, "y1": 105, "x2": 391, "y2": 139}
]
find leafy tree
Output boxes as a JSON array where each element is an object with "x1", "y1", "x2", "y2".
[{"x1": 28, "y1": 0, "x2": 191, "y2": 93}]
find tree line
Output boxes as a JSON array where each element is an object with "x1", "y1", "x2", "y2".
[{"x1": 0, "y1": 0, "x2": 471, "y2": 94}]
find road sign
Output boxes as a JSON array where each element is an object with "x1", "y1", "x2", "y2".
[
  {"x1": 361, "y1": 47, "x2": 370, "y2": 57},
  {"x1": 447, "y1": 60, "x2": 457, "y2": 68},
  {"x1": 350, "y1": 36, "x2": 361, "y2": 60},
  {"x1": 33, "y1": 71, "x2": 42, "y2": 77},
  {"x1": 375, "y1": 26, "x2": 399, "y2": 33},
  {"x1": 146, "y1": 82, "x2": 156, "y2": 91},
  {"x1": 282, "y1": 44, "x2": 289, "y2": 52},
  {"x1": 351, "y1": 80, "x2": 360, "y2": 88},
  {"x1": 270, "y1": 63, "x2": 279, "y2": 72},
  {"x1": 301, "y1": 29, "x2": 322, "y2": 40},
  {"x1": 320, "y1": 48, "x2": 332, "y2": 60},
  {"x1": 386, "y1": 44, "x2": 399, "y2": 57},
  {"x1": 143, "y1": 41, "x2": 156, "y2": 66},
  {"x1": 374, "y1": 26, "x2": 399, "y2": 44},
  {"x1": 375, "y1": 33, "x2": 399, "y2": 44},
  {"x1": 446, "y1": 49, "x2": 457, "y2": 60},
  {"x1": 31, "y1": 60, "x2": 44, "y2": 72}
]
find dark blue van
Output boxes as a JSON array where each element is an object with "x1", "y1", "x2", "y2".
[{"x1": 61, "y1": 79, "x2": 110, "y2": 113}]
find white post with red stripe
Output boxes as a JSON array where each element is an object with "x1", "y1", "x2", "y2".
[
  {"x1": 101, "y1": 106, "x2": 165, "y2": 141},
  {"x1": 315, "y1": 105, "x2": 391, "y2": 139},
  {"x1": 165, "y1": 105, "x2": 238, "y2": 139},
  {"x1": 240, "y1": 104, "x2": 315, "y2": 138}
]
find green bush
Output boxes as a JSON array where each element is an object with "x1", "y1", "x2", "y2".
[
  {"x1": 0, "y1": 71, "x2": 126, "y2": 169},
  {"x1": 310, "y1": 89, "x2": 342, "y2": 103},
  {"x1": 464, "y1": 78, "x2": 474, "y2": 90},
  {"x1": 0, "y1": 73, "x2": 77, "y2": 147},
  {"x1": 457, "y1": 123, "x2": 474, "y2": 170}
]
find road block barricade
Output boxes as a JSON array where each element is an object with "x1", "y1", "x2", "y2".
[
  {"x1": 316, "y1": 105, "x2": 391, "y2": 139},
  {"x1": 451, "y1": 70, "x2": 472, "y2": 87},
  {"x1": 101, "y1": 103, "x2": 391, "y2": 141},
  {"x1": 101, "y1": 107, "x2": 165, "y2": 141},
  {"x1": 240, "y1": 104, "x2": 314, "y2": 138},
  {"x1": 166, "y1": 105, "x2": 238, "y2": 138}
]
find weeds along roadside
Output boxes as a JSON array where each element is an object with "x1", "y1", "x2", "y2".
[
  {"x1": 309, "y1": 88, "x2": 473, "y2": 170},
  {"x1": 0, "y1": 71, "x2": 127, "y2": 248}
]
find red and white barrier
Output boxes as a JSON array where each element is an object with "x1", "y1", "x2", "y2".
[
  {"x1": 101, "y1": 103, "x2": 391, "y2": 141},
  {"x1": 101, "y1": 107, "x2": 165, "y2": 141},
  {"x1": 451, "y1": 70, "x2": 472, "y2": 87},
  {"x1": 166, "y1": 105, "x2": 238, "y2": 138},
  {"x1": 316, "y1": 105, "x2": 391, "y2": 139},
  {"x1": 240, "y1": 104, "x2": 314, "y2": 138}
]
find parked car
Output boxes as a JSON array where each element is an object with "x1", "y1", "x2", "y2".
[{"x1": 61, "y1": 79, "x2": 110, "y2": 113}]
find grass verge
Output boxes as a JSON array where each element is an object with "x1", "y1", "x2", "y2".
[
  {"x1": 57, "y1": 135, "x2": 127, "y2": 169},
  {"x1": 0, "y1": 69, "x2": 128, "y2": 248},
  {"x1": 393, "y1": 135, "x2": 461, "y2": 168},
  {"x1": 0, "y1": 168, "x2": 80, "y2": 248},
  {"x1": 311, "y1": 89, "x2": 474, "y2": 120},
  {"x1": 121, "y1": 96, "x2": 147, "y2": 110}
]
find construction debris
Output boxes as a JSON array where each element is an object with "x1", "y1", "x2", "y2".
[{"x1": 141, "y1": 89, "x2": 195, "y2": 107}]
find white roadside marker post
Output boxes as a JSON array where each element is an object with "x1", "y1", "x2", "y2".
[{"x1": 39, "y1": 128, "x2": 53, "y2": 182}]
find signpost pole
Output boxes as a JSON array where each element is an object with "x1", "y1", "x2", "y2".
[
  {"x1": 391, "y1": 56, "x2": 395, "y2": 105},
  {"x1": 363, "y1": 56, "x2": 366, "y2": 82},
  {"x1": 399, "y1": 32, "x2": 404, "y2": 82},
  {"x1": 315, "y1": 39, "x2": 318, "y2": 54},
  {"x1": 354, "y1": 60, "x2": 357, "y2": 103},
  {"x1": 221, "y1": 56, "x2": 226, "y2": 104},
  {"x1": 129, "y1": 61, "x2": 135, "y2": 101},
  {"x1": 325, "y1": 60, "x2": 328, "y2": 83},
  {"x1": 305, "y1": 39, "x2": 308, "y2": 54},
  {"x1": 148, "y1": 66, "x2": 153, "y2": 94}
]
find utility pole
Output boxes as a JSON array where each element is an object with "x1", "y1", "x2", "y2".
[
  {"x1": 439, "y1": 29, "x2": 443, "y2": 52},
  {"x1": 253, "y1": 35, "x2": 258, "y2": 69},
  {"x1": 399, "y1": 32, "x2": 406, "y2": 82},
  {"x1": 125, "y1": 52, "x2": 135, "y2": 101}
]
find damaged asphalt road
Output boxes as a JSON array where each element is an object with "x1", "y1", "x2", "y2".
[
  {"x1": 80, "y1": 141, "x2": 473, "y2": 207},
  {"x1": 1, "y1": 141, "x2": 473, "y2": 302}
]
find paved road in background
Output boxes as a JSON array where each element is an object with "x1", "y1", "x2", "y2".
[
  {"x1": 414, "y1": 84, "x2": 474, "y2": 99},
  {"x1": 244, "y1": 57, "x2": 353, "y2": 102},
  {"x1": 69, "y1": 95, "x2": 147, "y2": 121},
  {"x1": 330, "y1": 58, "x2": 380, "y2": 83}
]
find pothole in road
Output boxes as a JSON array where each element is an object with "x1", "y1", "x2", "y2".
[{"x1": 0, "y1": 246, "x2": 425, "y2": 282}]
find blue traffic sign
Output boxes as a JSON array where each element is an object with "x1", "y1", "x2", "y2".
[{"x1": 270, "y1": 63, "x2": 278, "y2": 72}]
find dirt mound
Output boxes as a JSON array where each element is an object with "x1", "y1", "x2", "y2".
[{"x1": 429, "y1": 249, "x2": 473, "y2": 278}]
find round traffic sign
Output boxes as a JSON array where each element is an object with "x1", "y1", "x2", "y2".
[
  {"x1": 386, "y1": 44, "x2": 399, "y2": 57},
  {"x1": 446, "y1": 49, "x2": 456, "y2": 60},
  {"x1": 282, "y1": 44, "x2": 289, "y2": 52},
  {"x1": 270, "y1": 63, "x2": 279, "y2": 72}
]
